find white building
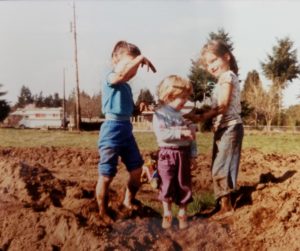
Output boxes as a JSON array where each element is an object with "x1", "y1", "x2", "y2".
[{"x1": 9, "y1": 106, "x2": 64, "y2": 129}]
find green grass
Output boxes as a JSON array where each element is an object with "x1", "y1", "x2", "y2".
[
  {"x1": 242, "y1": 133, "x2": 300, "y2": 154},
  {"x1": 187, "y1": 192, "x2": 216, "y2": 215},
  {"x1": 0, "y1": 128, "x2": 99, "y2": 149},
  {"x1": 135, "y1": 131, "x2": 300, "y2": 154},
  {"x1": 1, "y1": 128, "x2": 300, "y2": 154},
  {"x1": 140, "y1": 191, "x2": 216, "y2": 216}
]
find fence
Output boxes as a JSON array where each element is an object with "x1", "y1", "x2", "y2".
[
  {"x1": 244, "y1": 125, "x2": 300, "y2": 133},
  {"x1": 132, "y1": 118, "x2": 300, "y2": 133},
  {"x1": 132, "y1": 115, "x2": 153, "y2": 131}
]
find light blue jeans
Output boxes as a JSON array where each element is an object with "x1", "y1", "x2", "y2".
[{"x1": 212, "y1": 123, "x2": 244, "y2": 199}]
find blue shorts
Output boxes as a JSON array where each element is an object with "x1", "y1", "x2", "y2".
[{"x1": 98, "y1": 120, "x2": 144, "y2": 177}]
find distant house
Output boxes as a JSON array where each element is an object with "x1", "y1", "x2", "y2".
[{"x1": 6, "y1": 105, "x2": 65, "y2": 129}]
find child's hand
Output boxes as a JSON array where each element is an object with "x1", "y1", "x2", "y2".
[
  {"x1": 141, "y1": 57, "x2": 156, "y2": 73},
  {"x1": 188, "y1": 124, "x2": 197, "y2": 140},
  {"x1": 183, "y1": 112, "x2": 206, "y2": 123},
  {"x1": 181, "y1": 129, "x2": 194, "y2": 140},
  {"x1": 183, "y1": 113, "x2": 200, "y2": 123}
]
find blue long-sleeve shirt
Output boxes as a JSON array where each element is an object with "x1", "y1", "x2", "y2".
[{"x1": 153, "y1": 105, "x2": 197, "y2": 157}]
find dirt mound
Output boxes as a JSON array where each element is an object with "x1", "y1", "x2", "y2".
[{"x1": 0, "y1": 147, "x2": 300, "y2": 250}]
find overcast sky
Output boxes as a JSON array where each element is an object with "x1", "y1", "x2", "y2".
[{"x1": 0, "y1": 0, "x2": 300, "y2": 107}]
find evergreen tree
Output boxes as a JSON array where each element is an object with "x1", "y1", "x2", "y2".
[
  {"x1": 135, "y1": 88, "x2": 155, "y2": 115},
  {"x1": 135, "y1": 88, "x2": 155, "y2": 106},
  {"x1": 52, "y1": 93, "x2": 62, "y2": 107},
  {"x1": 188, "y1": 59, "x2": 216, "y2": 103},
  {"x1": 34, "y1": 91, "x2": 44, "y2": 107},
  {"x1": 43, "y1": 94, "x2": 54, "y2": 107},
  {"x1": 0, "y1": 84, "x2": 10, "y2": 122},
  {"x1": 208, "y1": 28, "x2": 234, "y2": 51},
  {"x1": 16, "y1": 85, "x2": 34, "y2": 108},
  {"x1": 261, "y1": 37, "x2": 300, "y2": 125}
]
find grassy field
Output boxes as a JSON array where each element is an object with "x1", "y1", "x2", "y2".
[{"x1": 1, "y1": 128, "x2": 300, "y2": 154}]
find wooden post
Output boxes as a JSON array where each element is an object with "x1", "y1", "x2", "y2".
[
  {"x1": 73, "y1": 1, "x2": 81, "y2": 130},
  {"x1": 63, "y1": 68, "x2": 67, "y2": 129}
]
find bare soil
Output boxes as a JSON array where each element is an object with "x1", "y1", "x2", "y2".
[{"x1": 0, "y1": 146, "x2": 300, "y2": 251}]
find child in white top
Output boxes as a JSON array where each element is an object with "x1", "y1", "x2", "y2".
[{"x1": 187, "y1": 40, "x2": 243, "y2": 215}]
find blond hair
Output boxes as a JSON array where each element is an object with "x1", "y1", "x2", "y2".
[{"x1": 157, "y1": 75, "x2": 193, "y2": 104}]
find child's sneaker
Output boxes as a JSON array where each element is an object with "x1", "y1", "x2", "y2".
[
  {"x1": 162, "y1": 215, "x2": 172, "y2": 229},
  {"x1": 177, "y1": 215, "x2": 188, "y2": 229}
]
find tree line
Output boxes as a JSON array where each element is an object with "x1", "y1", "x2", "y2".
[{"x1": 0, "y1": 84, "x2": 155, "y2": 123}]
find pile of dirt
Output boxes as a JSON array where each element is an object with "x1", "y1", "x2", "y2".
[{"x1": 0, "y1": 146, "x2": 300, "y2": 250}]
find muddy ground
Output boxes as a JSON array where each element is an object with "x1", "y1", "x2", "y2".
[{"x1": 0, "y1": 146, "x2": 300, "y2": 251}]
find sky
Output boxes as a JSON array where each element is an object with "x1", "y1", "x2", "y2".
[{"x1": 0, "y1": 0, "x2": 300, "y2": 108}]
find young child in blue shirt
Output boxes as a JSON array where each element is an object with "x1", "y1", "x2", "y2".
[
  {"x1": 153, "y1": 75, "x2": 197, "y2": 229},
  {"x1": 96, "y1": 41, "x2": 156, "y2": 222}
]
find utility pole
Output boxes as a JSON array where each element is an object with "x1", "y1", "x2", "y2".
[
  {"x1": 63, "y1": 68, "x2": 66, "y2": 130},
  {"x1": 72, "y1": 1, "x2": 81, "y2": 130}
]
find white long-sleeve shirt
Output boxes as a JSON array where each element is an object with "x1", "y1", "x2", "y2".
[{"x1": 153, "y1": 105, "x2": 197, "y2": 157}]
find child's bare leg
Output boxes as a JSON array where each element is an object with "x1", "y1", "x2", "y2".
[
  {"x1": 177, "y1": 205, "x2": 188, "y2": 229},
  {"x1": 96, "y1": 175, "x2": 113, "y2": 219},
  {"x1": 219, "y1": 194, "x2": 233, "y2": 213},
  {"x1": 140, "y1": 166, "x2": 148, "y2": 182},
  {"x1": 143, "y1": 166, "x2": 152, "y2": 182},
  {"x1": 162, "y1": 201, "x2": 172, "y2": 229},
  {"x1": 123, "y1": 167, "x2": 142, "y2": 208},
  {"x1": 178, "y1": 205, "x2": 187, "y2": 217},
  {"x1": 162, "y1": 201, "x2": 172, "y2": 216}
]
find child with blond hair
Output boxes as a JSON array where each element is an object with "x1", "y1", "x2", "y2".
[{"x1": 153, "y1": 75, "x2": 197, "y2": 229}]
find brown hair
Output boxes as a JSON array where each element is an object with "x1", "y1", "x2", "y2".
[
  {"x1": 157, "y1": 75, "x2": 193, "y2": 104},
  {"x1": 111, "y1": 40, "x2": 141, "y2": 58},
  {"x1": 200, "y1": 40, "x2": 238, "y2": 75}
]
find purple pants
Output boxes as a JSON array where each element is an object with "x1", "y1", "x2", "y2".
[{"x1": 157, "y1": 146, "x2": 192, "y2": 206}]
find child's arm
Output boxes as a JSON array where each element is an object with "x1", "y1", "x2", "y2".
[
  {"x1": 202, "y1": 80, "x2": 233, "y2": 121},
  {"x1": 108, "y1": 55, "x2": 156, "y2": 84},
  {"x1": 188, "y1": 123, "x2": 197, "y2": 157},
  {"x1": 153, "y1": 113, "x2": 194, "y2": 143},
  {"x1": 185, "y1": 73, "x2": 234, "y2": 122}
]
